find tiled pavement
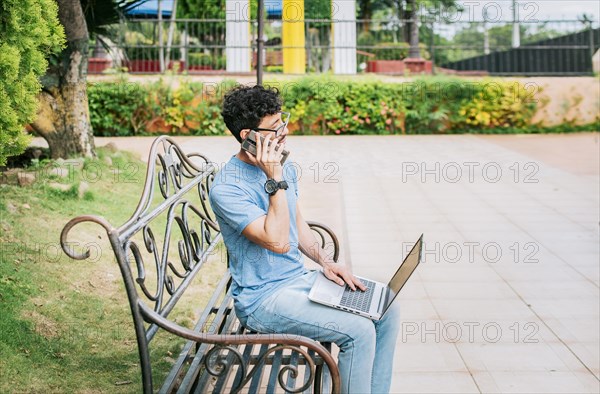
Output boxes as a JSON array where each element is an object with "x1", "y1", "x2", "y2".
[{"x1": 93, "y1": 133, "x2": 599, "y2": 393}]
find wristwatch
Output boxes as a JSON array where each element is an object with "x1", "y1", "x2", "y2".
[{"x1": 264, "y1": 179, "x2": 289, "y2": 196}]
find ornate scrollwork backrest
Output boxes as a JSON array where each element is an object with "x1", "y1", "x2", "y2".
[
  {"x1": 120, "y1": 136, "x2": 217, "y2": 231},
  {"x1": 61, "y1": 136, "x2": 223, "y2": 339}
]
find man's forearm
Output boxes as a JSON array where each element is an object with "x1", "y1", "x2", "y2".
[{"x1": 263, "y1": 190, "x2": 290, "y2": 250}]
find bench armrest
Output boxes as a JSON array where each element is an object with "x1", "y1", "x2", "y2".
[
  {"x1": 306, "y1": 221, "x2": 340, "y2": 263},
  {"x1": 138, "y1": 302, "x2": 341, "y2": 394}
]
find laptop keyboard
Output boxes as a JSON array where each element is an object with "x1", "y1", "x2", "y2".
[{"x1": 339, "y1": 279, "x2": 377, "y2": 312}]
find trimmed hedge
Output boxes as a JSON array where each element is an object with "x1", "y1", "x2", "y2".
[
  {"x1": 85, "y1": 77, "x2": 597, "y2": 137},
  {"x1": 280, "y1": 77, "x2": 538, "y2": 134}
]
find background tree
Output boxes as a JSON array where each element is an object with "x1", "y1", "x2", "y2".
[
  {"x1": 305, "y1": 0, "x2": 333, "y2": 72},
  {"x1": 30, "y1": 0, "x2": 141, "y2": 159},
  {"x1": 0, "y1": 0, "x2": 65, "y2": 166},
  {"x1": 441, "y1": 23, "x2": 562, "y2": 63},
  {"x1": 177, "y1": 0, "x2": 225, "y2": 49},
  {"x1": 406, "y1": 0, "x2": 419, "y2": 57},
  {"x1": 399, "y1": 0, "x2": 458, "y2": 58},
  {"x1": 357, "y1": 0, "x2": 459, "y2": 59},
  {"x1": 30, "y1": 0, "x2": 95, "y2": 159},
  {"x1": 178, "y1": 0, "x2": 225, "y2": 26}
]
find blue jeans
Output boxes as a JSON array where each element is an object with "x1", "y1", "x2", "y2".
[{"x1": 238, "y1": 270, "x2": 401, "y2": 394}]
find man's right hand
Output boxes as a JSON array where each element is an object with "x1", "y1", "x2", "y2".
[{"x1": 247, "y1": 132, "x2": 285, "y2": 180}]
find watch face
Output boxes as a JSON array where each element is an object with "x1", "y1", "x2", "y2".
[{"x1": 264, "y1": 179, "x2": 278, "y2": 194}]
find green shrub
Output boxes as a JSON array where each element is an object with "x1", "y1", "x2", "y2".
[
  {"x1": 280, "y1": 77, "x2": 538, "y2": 134},
  {"x1": 88, "y1": 80, "x2": 148, "y2": 136},
  {"x1": 455, "y1": 79, "x2": 537, "y2": 130},
  {"x1": 264, "y1": 65, "x2": 283, "y2": 73},
  {"x1": 283, "y1": 80, "x2": 407, "y2": 135},
  {"x1": 83, "y1": 77, "x2": 600, "y2": 137},
  {"x1": 0, "y1": 0, "x2": 65, "y2": 165},
  {"x1": 148, "y1": 80, "x2": 204, "y2": 130},
  {"x1": 123, "y1": 46, "x2": 182, "y2": 61},
  {"x1": 359, "y1": 42, "x2": 430, "y2": 61},
  {"x1": 188, "y1": 53, "x2": 226, "y2": 70},
  {"x1": 87, "y1": 79, "x2": 237, "y2": 136}
]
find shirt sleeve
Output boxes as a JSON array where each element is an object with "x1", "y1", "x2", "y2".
[{"x1": 209, "y1": 183, "x2": 267, "y2": 235}]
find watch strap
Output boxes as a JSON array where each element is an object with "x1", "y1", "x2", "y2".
[{"x1": 277, "y1": 180, "x2": 289, "y2": 190}]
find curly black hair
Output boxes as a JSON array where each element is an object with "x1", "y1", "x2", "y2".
[{"x1": 221, "y1": 85, "x2": 282, "y2": 142}]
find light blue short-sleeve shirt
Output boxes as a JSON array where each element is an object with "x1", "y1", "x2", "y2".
[{"x1": 209, "y1": 156, "x2": 305, "y2": 317}]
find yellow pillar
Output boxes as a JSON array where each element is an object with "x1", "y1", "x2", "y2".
[{"x1": 282, "y1": 0, "x2": 305, "y2": 74}]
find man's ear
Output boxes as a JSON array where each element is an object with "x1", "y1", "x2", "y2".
[{"x1": 239, "y1": 129, "x2": 250, "y2": 141}]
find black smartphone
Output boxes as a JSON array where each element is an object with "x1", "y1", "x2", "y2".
[{"x1": 241, "y1": 130, "x2": 289, "y2": 165}]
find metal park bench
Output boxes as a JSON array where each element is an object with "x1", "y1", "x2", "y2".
[{"x1": 60, "y1": 136, "x2": 341, "y2": 393}]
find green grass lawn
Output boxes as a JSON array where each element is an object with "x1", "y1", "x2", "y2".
[{"x1": 0, "y1": 147, "x2": 226, "y2": 392}]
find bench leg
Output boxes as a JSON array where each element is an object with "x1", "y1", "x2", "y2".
[
  {"x1": 314, "y1": 364, "x2": 323, "y2": 394},
  {"x1": 314, "y1": 342, "x2": 332, "y2": 394}
]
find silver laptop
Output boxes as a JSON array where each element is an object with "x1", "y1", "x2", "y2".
[{"x1": 308, "y1": 234, "x2": 423, "y2": 320}]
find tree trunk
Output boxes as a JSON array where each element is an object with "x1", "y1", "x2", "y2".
[
  {"x1": 407, "y1": 0, "x2": 420, "y2": 58},
  {"x1": 401, "y1": 3, "x2": 409, "y2": 43},
  {"x1": 358, "y1": 0, "x2": 373, "y2": 34},
  {"x1": 320, "y1": 26, "x2": 331, "y2": 72},
  {"x1": 31, "y1": 0, "x2": 95, "y2": 159}
]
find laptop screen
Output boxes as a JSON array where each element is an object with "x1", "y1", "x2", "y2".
[{"x1": 383, "y1": 235, "x2": 423, "y2": 313}]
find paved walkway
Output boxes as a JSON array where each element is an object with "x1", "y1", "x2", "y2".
[{"x1": 93, "y1": 133, "x2": 600, "y2": 393}]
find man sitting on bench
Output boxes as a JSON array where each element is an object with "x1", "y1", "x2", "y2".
[{"x1": 209, "y1": 85, "x2": 401, "y2": 394}]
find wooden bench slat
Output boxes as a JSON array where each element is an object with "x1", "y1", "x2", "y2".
[
  {"x1": 211, "y1": 331, "x2": 247, "y2": 393},
  {"x1": 230, "y1": 333, "x2": 256, "y2": 390},
  {"x1": 248, "y1": 344, "x2": 270, "y2": 393},
  {"x1": 305, "y1": 350, "x2": 316, "y2": 394},
  {"x1": 266, "y1": 348, "x2": 285, "y2": 392},
  {"x1": 176, "y1": 292, "x2": 238, "y2": 393},
  {"x1": 181, "y1": 342, "x2": 212, "y2": 394},
  {"x1": 246, "y1": 353, "x2": 319, "y2": 367},
  {"x1": 186, "y1": 341, "x2": 217, "y2": 394},
  {"x1": 159, "y1": 273, "x2": 232, "y2": 393},
  {"x1": 286, "y1": 349, "x2": 301, "y2": 391},
  {"x1": 314, "y1": 343, "x2": 333, "y2": 394},
  {"x1": 321, "y1": 364, "x2": 332, "y2": 394},
  {"x1": 179, "y1": 334, "x2": 236, "y2": 393}
]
